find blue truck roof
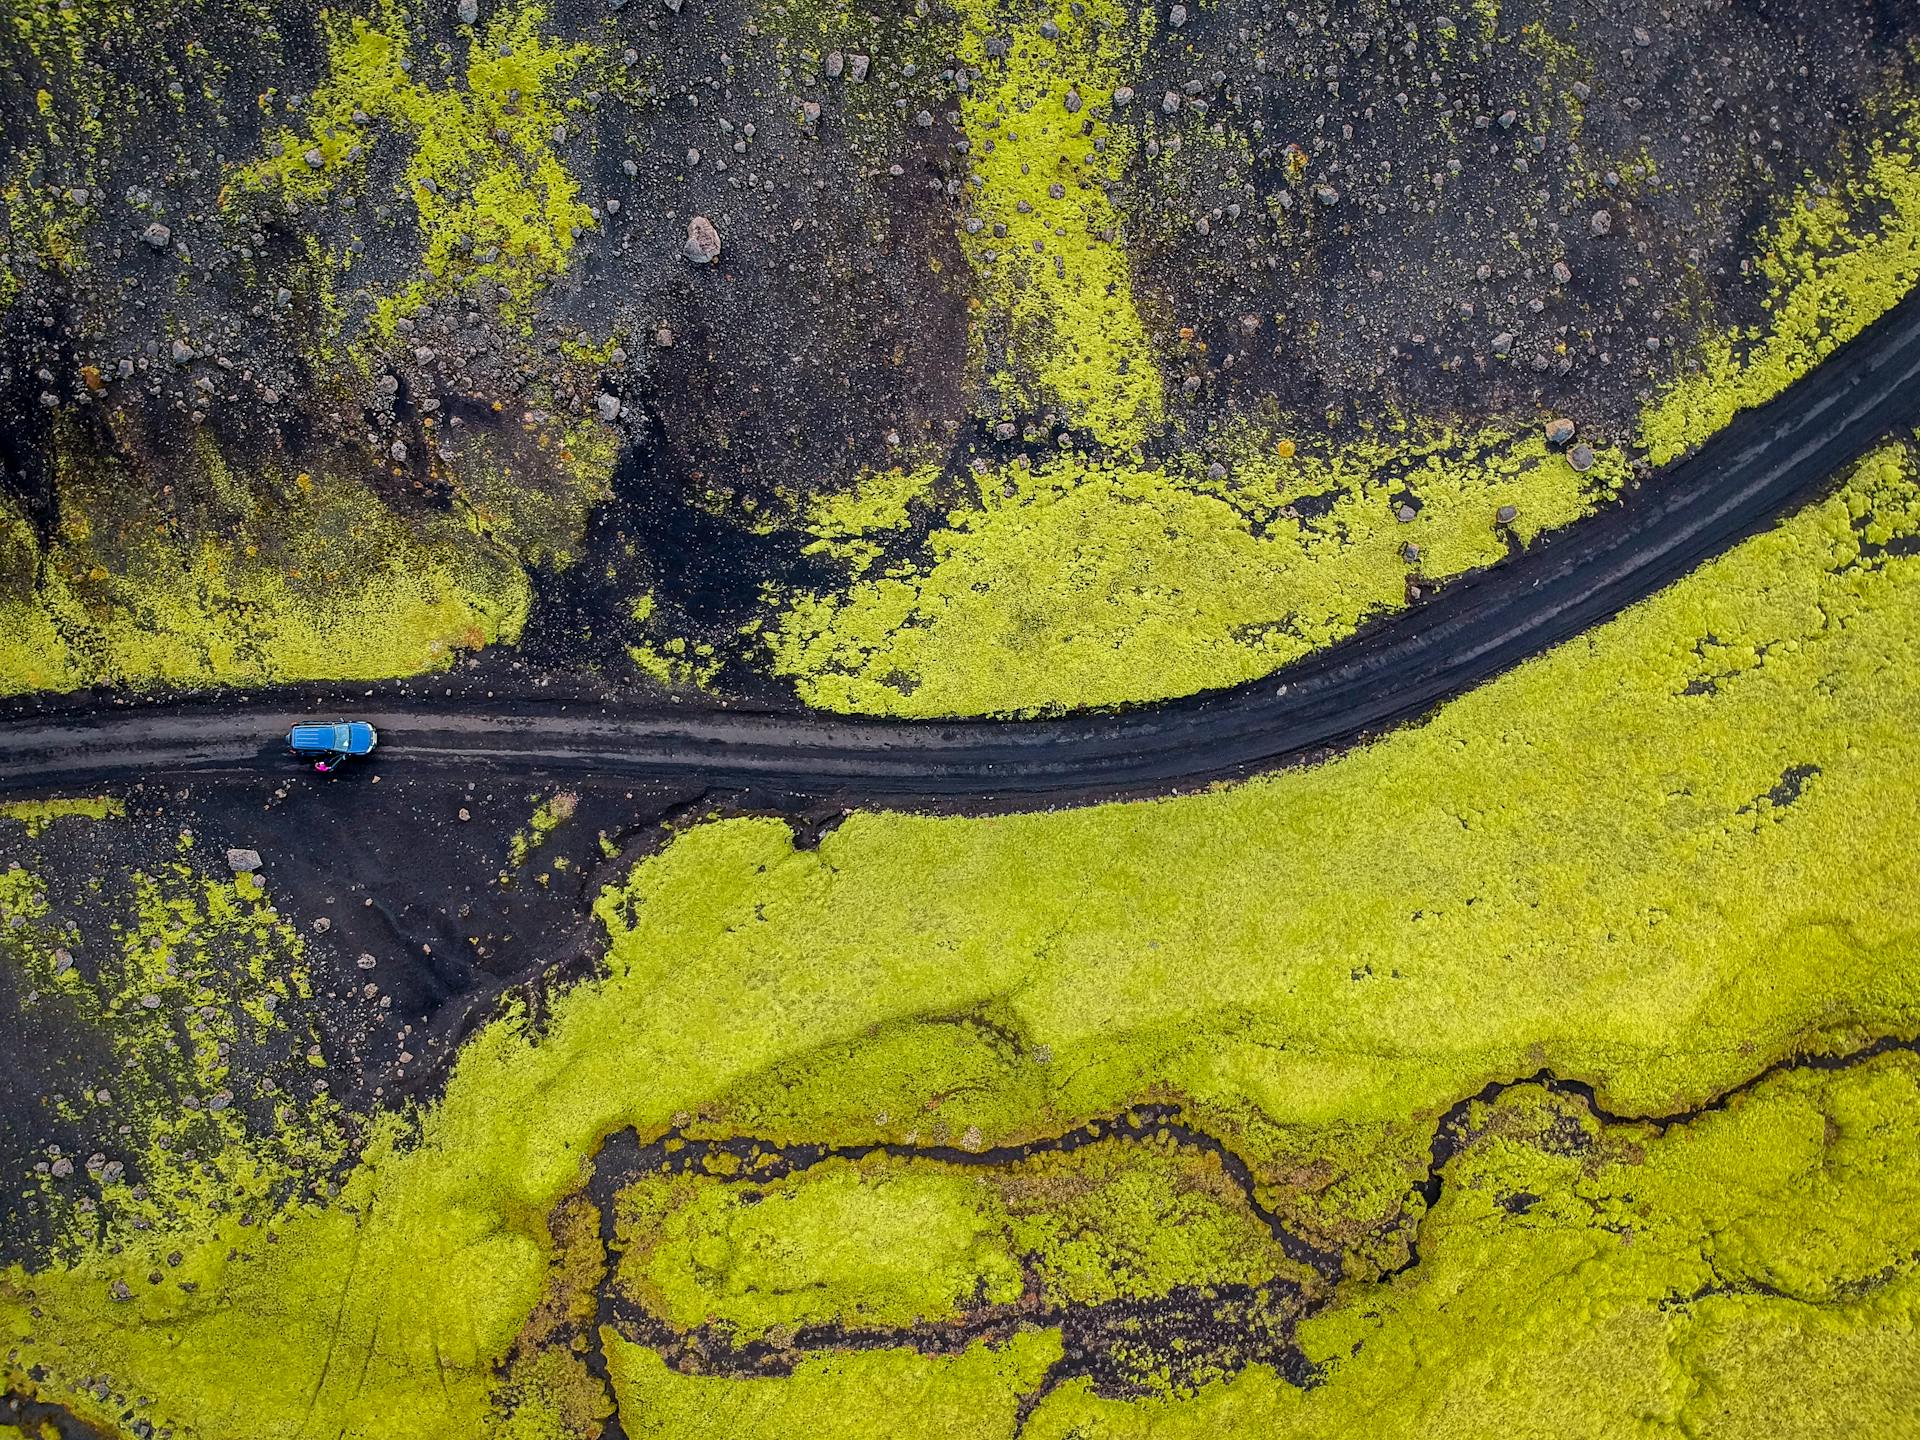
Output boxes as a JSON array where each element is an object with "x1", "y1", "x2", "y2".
[{"x1": 288, "y1": 722, "x2": 377, "y2": 755}]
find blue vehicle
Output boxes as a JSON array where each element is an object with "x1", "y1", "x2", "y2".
[{"x1": 285, "y1": 721, "x2": 378, "y2": 773}]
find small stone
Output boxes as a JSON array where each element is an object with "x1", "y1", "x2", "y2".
[
  {"x1": 1568, "y1": 443, "x2": 1596, "y2": 473},
  {"x1": 1552, "y1": 260, "x2": 1572, "y2": 284},
  {"x1": 1162, "y1": 91, "x2": 1181, "y2": 115},
  {"x1": 389, "y1": 439, "x2": 408, "y2": 462},
  {"x1": 110, "y1": 1281, "x2": 132, "y2": 1302},
  {"x1": 1497, "y1": 109, "x2": 1517, "y2": 129},
  {"x1": 1396, "y1": 503, "x2": 1417, "y2": 523},
  {"x1": 457, "y1": 0, "x2": 477, "y2": 19},
  {"x1": 994, "y1": 421, "x2": 1017, "y2": 440},
  {"x1": 457, "y1": 807, "x2": 471, "y2": 821},
  {"x1": 358, "y1": 953, "x2": 378, "y2": 970},
  {"x1": 1545, "y1": 417, "x2": 1576, "y2": 446},
  {"x1": 1206, "y1": 461, "x2": 1228, "y2": 481},
  {"x1": 1315, "y1": 185, "x2": 1340, "y2": 206},
  {"x1": 655, "y1": 325, "x2": 675, "y2": 348},
  {"x1": 1169, "y1": 3, "x2": 1187, "y2": 26},
  {"x1": 226, "y1": 847, "x2": 262, "y2": 874},
  {"x1": 1402, "y1": 542, "x2": 1420, "y2": 562},
  {"x1": 686, "y1": 147, "x2": 701, "y2": 165},
  {"x1": 1064, "y1": 88, "x2": 1082, "y2": 114},
  {"x1": 825, "y1": 50, "x2": 844, "y2": 79},
  {"x1": 1632, "y1": 25, "x2": 1651, "y2": 46},
  {"x1": 208, "y1": 1090, "x2": 234, "y2": 1112},
  {"x1": 1111, "y1": 86, "x2": 1134, "y2": 107},
  {"x1": 139, "y1": 993, "x2": 162, "y2": 1009},
  {"x1": 683, "y1": 214, "x2": 722, "y2": 264},
  {"x1": 1590, "y1": 209, "x2": 1612, "y2": 236},
  {"x1": 140, "y1": 222, "x2": 171, "y2": 250},
  {"x1": 312, "y1": 917, "x2": 331, "y2": 934},
  {"x1": 51, "y1": 1157, "x2": 73, "y2": 1178},
  {"x1": 170, "y1": 340, "x2": 194, "y2": 364},
  {"x1": 304, "y1": 147, "x2": 325, "y2": 169},
  {"x1": 1496, "y1": 503, "x2": 1518, "y2": 524},
  {"x1": 848, "y1": 53, "x2": 870, "y2": 83},
  {"x1": 1491, "y1": 332, "x2": 1514, "y2": 356},
  {"x1": 596, "y1": 392, "x2": 621, "y2": 422}
]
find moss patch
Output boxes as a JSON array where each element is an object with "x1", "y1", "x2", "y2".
[
  {"x1": 0, "y1": 797, "x2": 124, "y2": 838},
  {"x1": 5, "y1": 441, "x2": 1918, "y2": 1435}
]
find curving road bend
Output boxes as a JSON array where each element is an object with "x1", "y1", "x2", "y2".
[{"x1": 6, "y1": 290, "x2": 1920, "y2": 806}]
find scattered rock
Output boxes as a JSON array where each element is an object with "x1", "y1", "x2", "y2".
[
  {"x1": 596, "y1": 392, "x2": 621, "y2": 422},
  {"x1": 1206, "y1": 461, "x2": 1228, "y2": 481},
  {"x1": 1315, "y1": 185, "x2": 1340, "y2": 206},
  {"x1": 1496, "y1": 503, "x2": 1518, "y2": 523},
  {"x1": 1064, "y1": 88, "x2": 1082, "y2": 114},
  {"x1": 1396, "y1": 503, "x2": 1417, "y2": 523},
  {"x1": 140, "y1": 223, "x2": 171, "y2": 250},
  {"x1": 683, "y1": 215, "x2": 722, "y2": 264},
  {"x1": 1545, "y1": 417, "x2": 1576, "y2": 446},
  {"x1": 1491, "y1": 332, "x2": 1515, "y2": 357},
  {"x1": 389, "y1": 439, "x2": 408, "y2": 463},
  {"x1": 1590, "y1": 209, "x2": 1612, "y2": 236},
  {"x1": 170, "y1": 339, "x2": 194, "y2": 364},
  {"x1": 1402, "y1": 542, "x2": 1420, "y2": 562},
  {"x1": 1568, "y1": 443, "x2": 1596, "y2": 472},
  {"x1": 848, "y1": 53, "x2": 870, "y2": 83},
  {"x1": 226, "y1": 847, "x2": 261, "y2": 874},
  {"x1": 1111, "y1": 86, "x2": 1134, "y2": 107},
  {"x1": 109, "y1": 1281, "x2": 132, "y2": 1302},
  {"x1": 303, "y1": 147, "x2": 325, "y2": 169},
  {"x1": 456, "y1": 0, "x2": 477, "y2": 21},
  {"x1": 1169, "y1": 3, "x2": 1188, "y2": 27},
  {"x1": 357, "y1": 953, "x2": 378, "y2": 970},
  {"x1": 1552, "y1": 260, "x2": 1573, "y2": 285},
  {"x1": 1162, "y1": 91, "x2": 1181, "y2": 115},
  {"x1": 825, "y1": 50, "x2": 844, "y2": 79}
]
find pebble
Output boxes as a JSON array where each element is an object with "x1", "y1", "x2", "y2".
[
  {"x1": 848, "y1": 53, "x2": 870, "y2": 83},
  {"x1": 304, "y1": 148, "x2": 325, "y2": 169},
  {"x1": 1568, "y1": 443, "x2": 1596, "y2": 472},
  {"x1": 1169, "y1": 3, "x2": 1187, "y2": 26},
  {"x1": 1162, "y1": 91, "x2": 1181, "y2": 115},
  {"x1": 141, "y1": 223, "x2": 171, "y2": 250},
  {"x1": 389, "y1": 439, "x2": 408, "y2": 462},
  {"x1": 358, "y1": 953, "x2": 378, "y2": 970},
  {"x1": 226, "y1": 847, "x2": 261, "y2": 874},
  {"x1": 1553, "y1": 261, "x2": 1572, "y2": 285},
  {"x1": 1396, "y1": 503, "x2": 1416, "y2": 523},
  {"x1": 1315, "y1": 185, "x2": 1340, "y2": 206},
  {"x1": 597, "y1": 392, "x2": 622, "y2": 422},
  {"x1": 825, "y1": 50, "x2": 844, "y2": 79},
  {"x1": 1112, "y1": 86, "x2": 1134, "y2": 107},
  {"x1": 1545, "y1": 417, "x2": 1576, "y2": 446},
  {"x1": 1064, "y1": 88, "x2": 1082, "y2": 114},
  {"x1": 1496, "y1": 503, "x2": 1518, "y2": 523},
  {"x1": 683, "y1": 215, "x2": 722, "y2": 264},
  {"x1": 1491, "y1": 332, "x2": 1514, "y2": 357},
  {"x1": 1590, "y1": 209, "x2": 1612, "y2": 236},
  {"x1": 170, "y1": 340, "x2": 193, "y2": 364},
  {"x1": 457, "y1": 0, "x2": 477, "y2": 19}
]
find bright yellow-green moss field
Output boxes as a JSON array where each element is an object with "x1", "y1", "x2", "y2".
[{"x1": 6, "y1": 419, "x2": 1917, "y2": 1433}]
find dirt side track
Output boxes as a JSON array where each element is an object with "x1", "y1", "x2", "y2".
[{"x1": 5, "y1": 290, "x2": 1920, "y2": 809}]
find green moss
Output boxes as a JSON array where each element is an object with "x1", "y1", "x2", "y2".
[
  {"x1": 0, "y1": 856, "x2": 344, "y2": 1254},
  {"x1": 0, "y1": 464, "x2": 529, "y2": 696},
  {"x1": 508, "y1": 791, "x2": 578, "y2": 868},
  {"x1": 953, "y1": 0, "x2": 1161, "y2": 449},
  {"x1": 766, "y1": 425, "x2": 1623, "y2": 715},
  {"x1": 603, "y1": 1328, "x2": 1063, "y2": 1439},
  {"x1": 1026, "y1": 1054, "x2": 1920, "y2": 1437},
  {"x1": 1641, "y1": 100, "x2": 1920, "y2": 464},
  {"x1": 759, "y1": 97, "x2": 1920, "y2": 718},
  {"x1": 615, "y1": 1157, "x2": 1023, "y2": 1339},
  {"x1": 0, "y1": 796, "x2": 124, "y2": 837},
  {"x1": 5, "y1": 441, "x2": 1918, "y2": 1435},
  {"x1": 233, "y1": 0, "x2": 597, "y2": 336}
]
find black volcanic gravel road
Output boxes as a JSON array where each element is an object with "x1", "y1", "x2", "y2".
[{"x1": 6, "y1": 289, "x2": 1920, "y2": 808}]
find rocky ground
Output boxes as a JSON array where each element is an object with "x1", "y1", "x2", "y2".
[{"x1": 3, "y1": 0, "x2": 1916, "y2": 703}]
